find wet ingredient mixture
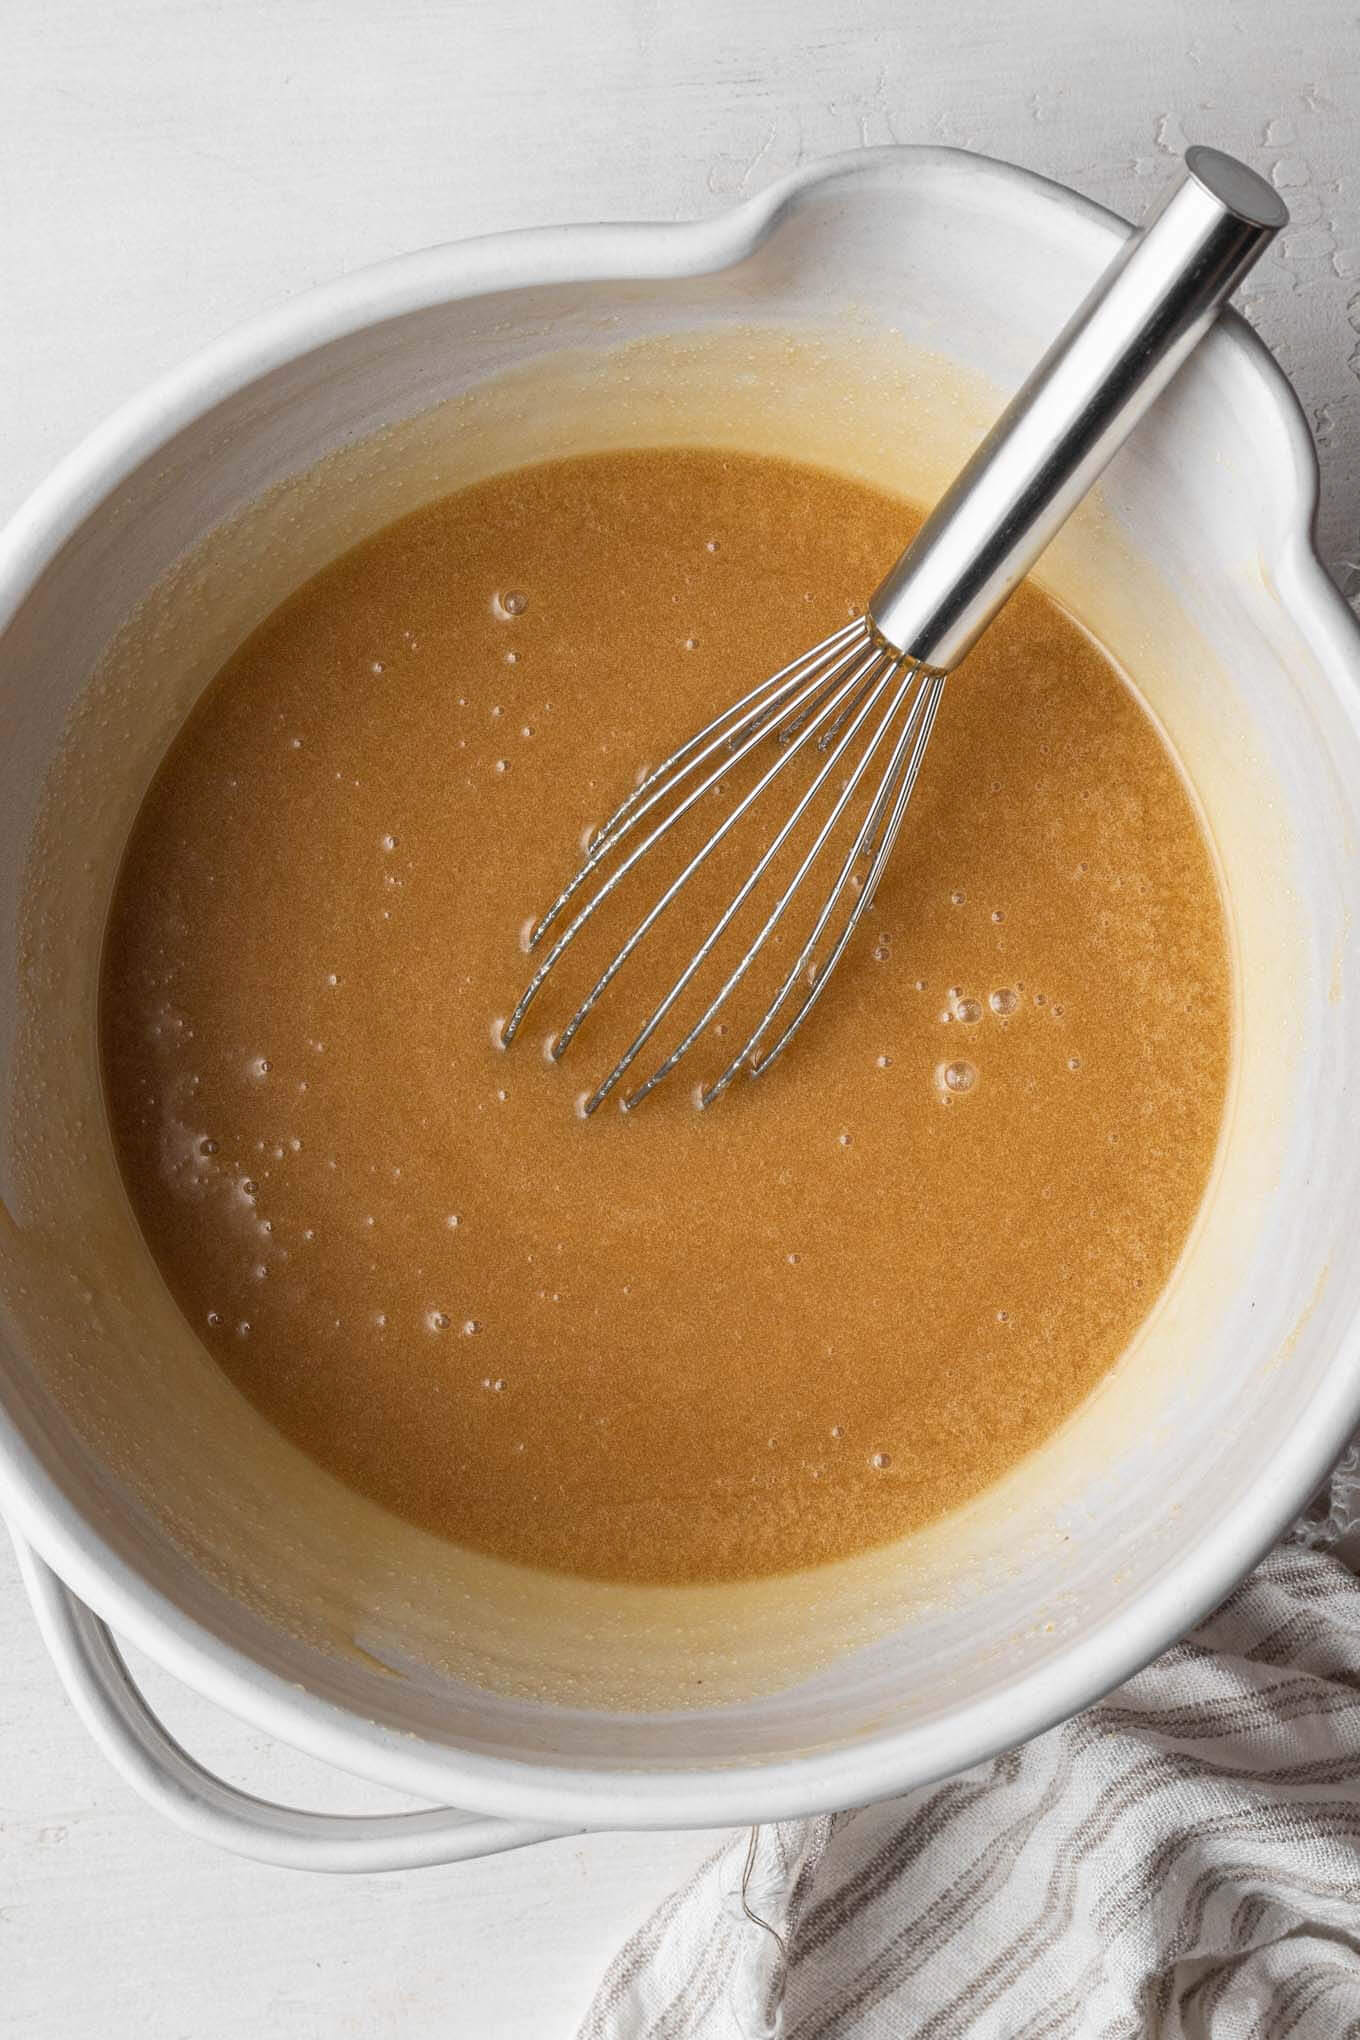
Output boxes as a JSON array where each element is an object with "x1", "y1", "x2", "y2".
[{"x1": 101, "y1": 448, "x2": 1232, "y2": 1584}]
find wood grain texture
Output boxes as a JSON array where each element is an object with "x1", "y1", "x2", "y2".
[{"x1": 2, "y1": 1, "x2": 1358, "y2": 2032}]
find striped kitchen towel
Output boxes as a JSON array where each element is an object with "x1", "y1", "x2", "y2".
[{"x1": 580, "y1": 1455, "x2": 1360, "y2": 2039}]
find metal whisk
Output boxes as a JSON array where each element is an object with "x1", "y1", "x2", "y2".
[{"x1": 505, "y1": 147, "x2": 1285, "y2": 1111}]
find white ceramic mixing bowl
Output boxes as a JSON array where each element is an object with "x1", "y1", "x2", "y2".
[{"x1": 2, "y1": 146, "x2": 1359, "y2": 1870}]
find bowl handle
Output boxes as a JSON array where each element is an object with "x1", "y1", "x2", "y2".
[{"x1": 12, "y1": 1534, "x2": 576, "y2": 1872}]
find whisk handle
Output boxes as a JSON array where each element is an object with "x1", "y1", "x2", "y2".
[{"x1": 868, "y1": 147, "x2": 1286, "y2": 672}]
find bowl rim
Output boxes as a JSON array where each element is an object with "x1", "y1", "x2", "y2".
[{"x1": 4, "y1": 142, "x2": 1360, "y2": 1831}]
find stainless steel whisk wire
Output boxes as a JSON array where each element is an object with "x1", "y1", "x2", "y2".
[{"x1": 503, "y1": 148, "x2": 1286, "y2": 1112}]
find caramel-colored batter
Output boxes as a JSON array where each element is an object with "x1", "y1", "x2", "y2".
[{"x1": 101, "y1": 448, "x2": 1231, "y2": 1584}]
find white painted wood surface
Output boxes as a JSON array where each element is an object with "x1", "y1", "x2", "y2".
[{"x1": 2, "y1": 3, "x2": 1357, "y2": 2032}]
